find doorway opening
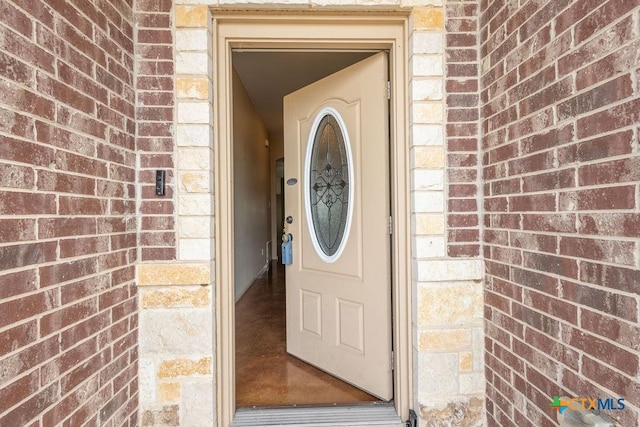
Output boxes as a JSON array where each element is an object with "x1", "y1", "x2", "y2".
[
  {"x1": 214, "y1": 13, "x2": 411, "y2": 427},
  {"x1": 231, "y1": 50, "x2": 382, "y2": 408}
]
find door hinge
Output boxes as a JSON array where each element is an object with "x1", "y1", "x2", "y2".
[
  {"x1": 386, "y1": 81, "x2": 391, "y2": 100},
  {"x1": 390, "y1": 350, "x2": 394, "y2": 371},
  {"x1": 388, "y1": 216, "x2": 393, "y2": 235}
]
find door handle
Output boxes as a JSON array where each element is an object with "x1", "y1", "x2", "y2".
[{"x1": 286, "y1": 216, "x2": 293, "y2": 224}]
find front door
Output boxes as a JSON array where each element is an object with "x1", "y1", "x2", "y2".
[{"x1": 283, "y1": 52, "x2": 392, "y2": 400}]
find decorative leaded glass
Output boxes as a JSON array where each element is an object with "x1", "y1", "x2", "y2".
[{"x1": 308, "y1": 114, "x2": 350, "y2": 258}]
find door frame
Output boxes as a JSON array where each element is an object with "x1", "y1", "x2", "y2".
[{"x1": 213, "y1": 11, "x2": 412, "y2": 427}]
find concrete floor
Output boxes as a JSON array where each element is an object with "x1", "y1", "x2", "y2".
[{"x1": 235, "y1": 263, "x2": 380, "y2": 407}]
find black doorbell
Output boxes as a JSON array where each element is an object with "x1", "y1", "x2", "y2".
[{"x1": 155, "y1": 170, "x2": 166, "y2": 196}]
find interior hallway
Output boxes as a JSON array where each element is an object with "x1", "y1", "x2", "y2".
[{"x1": 235, "y1": 263, "x2": 380, "y2": 407}]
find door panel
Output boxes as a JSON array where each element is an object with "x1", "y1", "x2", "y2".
[{"x1": 283, "y1": 52, "x2": 392, "y2": 400}]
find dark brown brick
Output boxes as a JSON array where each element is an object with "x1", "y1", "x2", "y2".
[
  {"x1": 0, "y1": 320, "x2": 37, "y2": 356},
  {"x1": 579, "y1": 156, "x2": 640, "y2": 186},
  {"x1": 582, "y1": 357, "x2": 640, "y2": 407},
  {"x1": 0, "y1": 242, "x2": 57, "y2": 271},
  {"x1": 37, "y1": 170, "x2": 96, "y2": 195},
  {"x1": 559, "y1": 74, "x2": 634, "y2": 120},
  {"x1": 509, "y1": 194, "x2": 556, "y2": 212},
  {"x1": 580, "y1": 262, "x2": 640, "y2": 295},
  {"x1": 42, "y1": 376, "x2": 100, "y2": 427},
  {"x1": 41, "y1": 299, "x2": 99, "y2": 338},
  {"x1": 520, "y1": 124, "x2": 574, "y2": 155},
  {"x1": 559, "y1": 186, "x2": 635, "y2": 211},
  {"x1": 511, "y1": 267, "x2": 558, "y2": 297},
  {"x1": 560, "y1": 236, "x2": 635, "y2": 266},
  {"x1": 581, "y1": 309, "x2": 640, "y2": 352},
  {"x1": 578, "y1": 213, "x2": 640, "y2": 237},
  {"x1": 522, "y1": 169, "x2": 574, "y2": 193},
  {"x1": 0, "y1": 335, "x2": 59, "y2": 387},
  {"x1": 522, "y1": 252, "x2": 578, "y2": 279},
  {"x1": 40, "y1": 257, "x2": 98, "y2": 288},
  {"x1": 0, "y1": 382, "x2": 59, "y2": 427}
]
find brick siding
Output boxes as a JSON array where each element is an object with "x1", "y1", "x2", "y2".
[
  {"x1": 0, "y1": 0, "x2": 138, "y2": 425},
  {"x1": 446, "y1": 1, "x2": 482, "y2": 258},
  {"x1": 481, "y1": 0, "x2": 640, "y2": 425},
  {"x1": 135, "y1": 0, "x2": 177, "y2": 262}
]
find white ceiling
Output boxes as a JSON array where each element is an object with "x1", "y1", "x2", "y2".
[{"x1": 232, "y1": 51, "x2": 375, "y2": 137}]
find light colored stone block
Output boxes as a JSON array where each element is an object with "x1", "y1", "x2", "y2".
[
  {"x1": 459, "y1": 352, "x2": 473, "y2": 372},
  {"x1": 179, "y1": 216, "x2": 212, "y2": 239},
  {"x1": 472, "y1": 327, "x2": 485, "y2": 371},
  {"x1": 176, "y1": 29, "x2": 209, "y2": 52},
  {"x1": 157, "y1": 357, "x2": 213, "y2": 378},
  {"x1": 179, "y1": 194, "x2": 213, "y2": 216},
  {"x1": 459, "y1": 373, "x2": 485, "y2": 395},
  {"x1": 417, "y1": 281, "x2": 483, "y2": 326},
  {"x1": 418, "y1": 329, "x2": 471, "y2": 351},
  {"x1": 177, "y1": 0, "x2": 217, "y2": 4},
  {"x1": 411, "y1": 32, "x2": 444, "y2": 54},
  {"x1": 416, "y1": 259, "x2": 484, "y2": 282},
  {"x1": 175, "y1": 5, "x2": 209, "y2": 27},
  {"x1": 414, "y1": 213, "x2": 445, "y2": 235},
  {"x1": 177, "y1": 77, "x2": 209, "y2": 100},
  {"x1": 180, "y1": 239, "x2": 213, "y2": 261},
  {"x1": 311, "y1": 0, "x2": 355, "y2": 5},
  {"x1": 218, "y1": 0, "x2": 307, "y2": 4},
  {"x1": 158, "y1": 382, "x2": 181, "y2": 402},
  {"x1": 178, "y1": 147, "x2": 211, "y2": 171},
  {"x1": 413, "y1": 146, "x2": 445, "y2": 168},
  {"x1": 357, "y1": 0, "x2": 400, "y2": 5},
  {"x1": 417, "y1": 352, "x2": 458, "y2": 400},
  {"x1": 141, "y1": 310, "x2": 213, "y2": 354},
  {"x1": 180, "y1": 171, "x2": 211, "y2": 193},
  {"x1": 413, "y1": 169, "x2": 444, "y2": 190},
  {"x1": 412, "y1": 7, "x2": 444, "y2": 30},
  {"x1": 418, "y1": 397, "x2": 484, "y2": 426},
  {"x1": 414, "y1": 236, "x2": 445, "y2": 258},
  {"x1": 177, "y1": 102, "x2": 210, "y2": 124},
  {"x1": 412, "y1": 102, "x2": 444, "y2": 124},
  {"x1": 139, "y1": 358, "x2": 156, "y2": 404},
  {"x1": 177, "y1": 124, "x2": 211, "y2": 147},
  {"x1": 182, "y1": 382, "x2": 215, "y2": 427},
  {"x1": 138, "y1": 263, "x2": 210, "y2": 286},
  {"x1": 412, "y1": 124, "x2": 444, "y2": 146},
  {"x1": 402, "y1": 0, "x2": 442, "y2": 6},
  {"x1": 176, "y1": 52, "x2": 209, "y2": 75},
  {"x1": 412, "y1": 79, "x2": 443, "y2": 101},
  {"x1": 412, "y1": 191, "x2": 444, "y2": 213},
  {"x1": 411, "y1": 54, "x2": 444, "y2": 77},
  {"x1": 141, "y1": 286, "x2": 211, "y2": 308}
]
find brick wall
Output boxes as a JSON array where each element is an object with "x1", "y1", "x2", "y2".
[
  {"x1": 0, "y1": 0, "x2": 138, "y2": 425},
  {"x1": 481, "y1": 0, "x2": 640, "y2": 425},
  {"x1": 446, "y1": 0, "x2": 482, "y2": 259},
  {"x1": 135, "y1": 0, "x2": 177, "y2": 262}
]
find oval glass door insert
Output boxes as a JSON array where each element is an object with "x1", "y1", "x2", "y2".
[{"x1": 305, "y1": 108, "x2": 353, "y2": 262}]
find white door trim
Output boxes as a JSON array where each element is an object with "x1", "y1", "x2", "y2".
[{"x1": 212, "y1": 11, "x2": 412, "y2": 427}]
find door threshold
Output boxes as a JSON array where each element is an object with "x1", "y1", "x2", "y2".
[{"x1": 231, "y1": 403, "x2": 403, "y2": 426}]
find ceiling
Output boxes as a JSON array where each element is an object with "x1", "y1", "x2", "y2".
[{"x1": 232, "y1": 51, "x2": 375, "y2": 137}]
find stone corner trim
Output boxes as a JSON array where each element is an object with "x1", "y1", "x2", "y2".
[{"x1": 138, "y1": 263, "x2": 211, "y2": 286}]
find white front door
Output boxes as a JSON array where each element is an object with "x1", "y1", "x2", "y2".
[{"x1": 283, "y1": 52, "x2": 392, "y2": 400}]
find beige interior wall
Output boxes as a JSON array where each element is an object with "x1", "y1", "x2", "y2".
[
  {"x1": 232, "y1": 69, "x2": 271, "y2": 300},
  {"x1": 270, "y1": 133, "x2": 284, "y2": 259}
]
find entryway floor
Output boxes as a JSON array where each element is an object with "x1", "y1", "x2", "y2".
[{"x1": 235, "y1": 262, "x2": 380, "y2": 407}]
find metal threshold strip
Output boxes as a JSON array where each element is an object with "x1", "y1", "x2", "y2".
[{"x1": 231, "y1": 403, "x2": 404, "y2": 427}]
